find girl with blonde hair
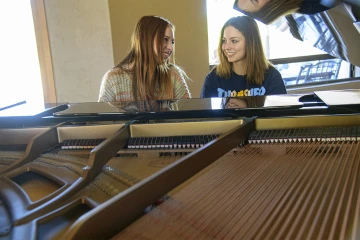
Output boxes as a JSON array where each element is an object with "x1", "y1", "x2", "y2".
[{"x1": 99, "y1": 15, "x2": 191, "y2": 102}]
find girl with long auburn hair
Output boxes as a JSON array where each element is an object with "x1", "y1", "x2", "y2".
[
  {"x1": 200, "y1": 16, "x2": 286, "y2": 99},
  {"x1": 99, "y1": 15, "x2": 191, "y2": 102}
]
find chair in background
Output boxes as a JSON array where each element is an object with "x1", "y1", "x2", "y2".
[{"x1": 296, "y1": 59, "x2": 342, "y2": 84}]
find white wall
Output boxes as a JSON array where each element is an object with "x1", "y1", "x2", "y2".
[{"x1": 45, "y1": 0, "x2": 114, "y2": 103}]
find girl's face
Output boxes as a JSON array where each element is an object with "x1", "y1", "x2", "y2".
[
  {"x1": 236, "y1": 0, "x2": 271, "y2": 13},
  {"x1": 222, "y1": 26, "x2": 246, "y2": 64},
  {"x1": 154, "y1": 26, "x2": 174, "y2": 60}
]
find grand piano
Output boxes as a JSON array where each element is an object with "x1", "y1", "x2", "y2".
[{"x1": 0, "y1": 2, "x2": 360, "y2": 240}]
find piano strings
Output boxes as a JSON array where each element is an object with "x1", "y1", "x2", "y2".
[{"x1": 113, "y1": 137, "x2": 360, "y2": 240}]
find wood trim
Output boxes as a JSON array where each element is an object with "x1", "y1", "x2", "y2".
[{"x1": 30, "y1": 0, "x2": 57, "y2": 103}]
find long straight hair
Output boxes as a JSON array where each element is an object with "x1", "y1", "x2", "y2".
[
  {"x1": 216, "y1": 16, "x2": 271, "y2": 85},
  {"x1": 239, "y1": 0, "x2": 303, "y2": 24},
  {"x1": 116, "y1": 16, "x2": 175, "y2": 101}
]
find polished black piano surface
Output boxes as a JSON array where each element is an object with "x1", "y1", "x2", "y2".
[{"x1": 0, "y1": 90, "x2": 359, "y2": 128}]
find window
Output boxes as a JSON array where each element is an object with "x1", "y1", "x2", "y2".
[
  {"x1": 0, "y1": 0, "x2": 56, "y2": 115},
  {"x1": 0, "y1": 1, "x2": 43, "y2": 110}
]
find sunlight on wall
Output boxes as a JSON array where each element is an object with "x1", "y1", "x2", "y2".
[{"x1": 0, "y1": 0, "x2": 44, "y2": 114}]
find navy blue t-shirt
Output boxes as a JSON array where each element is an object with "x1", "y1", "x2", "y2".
[{"x1": 200, "y1": 67, "x2": 287, "y2": 98}]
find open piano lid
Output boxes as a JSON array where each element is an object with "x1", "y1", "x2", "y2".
[
  {"x1": 0, "y1": 100, "x2": 26, "y2": 112},
  {"x1": 0, "y1": 101, "x2": 68, "y2": 117},
  {"x1": 252, "y1": 2, "x2": 360, "y2": 67}
]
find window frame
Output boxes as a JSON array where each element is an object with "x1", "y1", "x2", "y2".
[{"x1": 30, "y1": 0, "x2": 56, "y2": 103}]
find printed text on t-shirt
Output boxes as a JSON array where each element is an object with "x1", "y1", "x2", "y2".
[{"x1": 217, "y1": 87, "x2": 266, "y2": 97}]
